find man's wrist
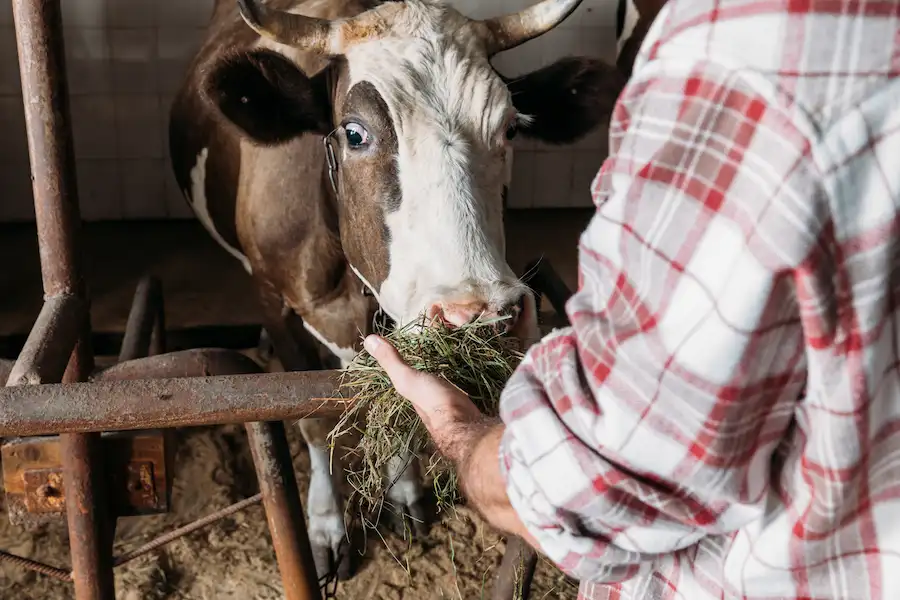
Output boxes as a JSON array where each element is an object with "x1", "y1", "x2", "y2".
[{"x1": 454, "y1": 422, "x2": 536, "y2": 544}]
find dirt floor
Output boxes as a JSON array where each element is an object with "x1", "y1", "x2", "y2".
[{"x1": 0, "y1": 210, "x2": 592, "y2": 599}]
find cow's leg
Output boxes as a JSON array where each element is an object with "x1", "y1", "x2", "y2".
[
  {"x1": 383, "y1": 453, "x2": 431, "y2": 538},
  {"x1": 256, "y1": 291, "x2": 354, "y2": 581},
  {"x1": 298, "y1": 417, "x2": 353, "y2": 581}
]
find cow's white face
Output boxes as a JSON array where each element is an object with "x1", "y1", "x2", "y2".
[
  {"x1": 335, "y1": 2, "x2": 523, "y2": 328},
  {"x1": 205, "y1": 0, "x2": 625, "y2": 336}
]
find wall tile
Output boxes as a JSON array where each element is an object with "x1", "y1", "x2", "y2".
[
  {"x1": 156, "y1": 27, "x2": 204, "y2": 93},
  {"x1": 508, "y1": 150, "x2": 536, "y2": 209},
  {"x1": 121, "y1": 158, "x2": 167, "y2": 218},
  {"x1": 163, "y1": 161, "x2": 193, "y2": 219},
  {"x1": 0, "y1": 161, "x2": 34, "y2": 222},
  {"x1": 0, "y1": 0, "x2": 619, "y2": 221},
  {"x1": 70, "y1": 95, "x2": 117, "y2": 159},
  {"x1": 107, "y1": 0, "x2": 156, "y2": 28},
  {"x1": 110, "y1": 27, "x2": 157, "y2": 94},
  {"x1": 64, "y1": 28, "x2": 112, "y2": 95},
  {"x1": 115, "y1": 95, "x2": 162, "y2": 159},
  {"x1": 0, "y1": 2, "x2": 12, "y2": 26},
  {"x1": 570, "y1": 152, "x2": 603, "y2": 207},
  {"x1": 0, "y1": 27, "x2": 21, "y2": 95},
  {"x1": 156, "y1": 0, "x2": 214, "y2": 27},
  {"x1": 570, "y1": 1, "x2": 610, "y2": 28},
  {"x1": 0, "y1": 97, "x2": 27, "y2": 163},
  {"x1": 77, "y1": 159, "x2": 122, "y2": 220},
  {"x1": 61, "y1": 1, "x2": 107, "y2": 28},
  {"x1": 533, "y1": 151, "x2": 574, "y2": 208}
]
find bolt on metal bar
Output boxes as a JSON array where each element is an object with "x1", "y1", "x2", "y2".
[
  {"x1": 113, "y1": 493, "x2": 263, "y2": 568},
  {"x1": 0, "y1": 549, "x2": 73, "y2": 582}
]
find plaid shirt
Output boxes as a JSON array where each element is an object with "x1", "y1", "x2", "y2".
[{"x1": 498, "y1": 1, "x2": 900, "y2": 599}]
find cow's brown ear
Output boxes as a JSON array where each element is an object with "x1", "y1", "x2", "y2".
[
  {"x1": 203, "y1": 49, "x2": 332, "y2": 145},
  {"x1": 503, "y1": 57, "x2": 626, "y2": 145}
]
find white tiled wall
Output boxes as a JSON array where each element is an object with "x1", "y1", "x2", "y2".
[{"x1": 0, "y1": 0, "x2": 616, "y2": 222}]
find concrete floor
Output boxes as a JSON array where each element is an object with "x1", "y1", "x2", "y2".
[{"x1": 0, "y1": 209, "x2": 592, "y2": 340}]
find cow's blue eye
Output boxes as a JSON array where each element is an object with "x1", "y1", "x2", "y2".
[{"x1": 345, "y1": 122, "x2": 369, "y2": 147}]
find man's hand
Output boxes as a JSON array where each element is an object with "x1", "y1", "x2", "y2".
[
  {"x1": 362, "y1": 334, "x2": 495, "y2": 464},
  {"x1": 363, "y1": 334, "x2": 539, "y2": 546}
]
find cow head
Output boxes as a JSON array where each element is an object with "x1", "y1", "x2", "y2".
[{"x1": 204, "y1": 0, "x2": 624, "y2": 337}]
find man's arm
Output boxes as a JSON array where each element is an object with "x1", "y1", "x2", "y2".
[
  {"x1": 361, "y1": 335, "x2": 536, "y2": 543},
  {"x1": 497, "y1": 57, "x2": 822, "y2": 583}
]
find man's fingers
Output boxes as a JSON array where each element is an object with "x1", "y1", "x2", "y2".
[{"x1": 363, "y1": 335, "x2": 420, "y2": 397}]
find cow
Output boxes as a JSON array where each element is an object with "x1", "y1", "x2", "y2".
[{"x1": 168, "y1": 0, "x2": 626, "y2": 581}]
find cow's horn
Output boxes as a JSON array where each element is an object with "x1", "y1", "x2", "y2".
[
  {"x1": 479, "y1": 0, "x2": 584, "y2": 54},
  {"x1": 237, "y1": 0, "x2": 340, "y2": 53}
]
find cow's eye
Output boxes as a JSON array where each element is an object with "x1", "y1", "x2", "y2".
[
  {"x1": 505, "y1": 123, "x2": 518, "y2": 141},
  {"x1": 345, "y1": 122, "x2": 369, "y2": 148}
]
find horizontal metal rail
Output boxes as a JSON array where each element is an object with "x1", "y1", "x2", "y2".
[{"x1": 0, "y1": 369, "x2": 346, "y2": 437}]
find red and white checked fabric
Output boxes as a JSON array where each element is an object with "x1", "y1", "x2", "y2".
[{"x1": 498, "y1": 1, "x2": 900, "y2": 599}]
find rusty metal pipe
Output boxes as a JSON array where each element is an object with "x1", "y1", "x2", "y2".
[
  {"x1": 95, "y1": 348, "x2": 263, "y2": 381},
  {"x1": 101, "y1": 349, "x2": 325, "y2": 596},
  {"x1": 118, "y1": 276, "x2": 165, "y2": 363},
  {"x1": 60, "y1": 433, "x2": 114, "y2": 599},
  {"x1": 247, "y1": 422, "x2": 322, "y2": 600},
  {"x1": 522, "y1": 259, "x2": 573, "y2": 322},
  {"x1": 12, "y1": 0, "x2": 110, "y2": 597},
  {"x1": 13, "y1": 0, "x2": 86, "y2": 299},
  {"x1": 0, "y1": 359, "x2": 15, "y2": 387},
  {"x1": 0, "y1": 367, "x2": 346, "y2": 437},
  {"x1": 5, "y1": 295, "x2": 84, "y2": 386}
]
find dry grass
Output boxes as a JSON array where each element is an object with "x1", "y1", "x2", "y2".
[{"x1": 327, "y1": 316, "x2": 524, "y2": 518}]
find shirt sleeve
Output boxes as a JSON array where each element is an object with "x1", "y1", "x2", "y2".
[{"x1": 498, "y1": 57, "x2": 822, "y2": 583}]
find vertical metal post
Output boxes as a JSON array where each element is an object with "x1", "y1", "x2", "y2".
[
  {"x1": 11, "y1": 0, "x2": 114, "y2": 598},
  {"x1": 246, "y1": 421, "x2": 322, "y2": 600}
]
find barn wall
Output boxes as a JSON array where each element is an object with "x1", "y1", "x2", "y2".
[{"x1": 0, "y1": 0, "x2": 617, "y2": 222}]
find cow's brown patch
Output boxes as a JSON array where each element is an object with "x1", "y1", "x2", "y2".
[{"x1": 331, "y1": 80, "x2": 398, "y2": 291}]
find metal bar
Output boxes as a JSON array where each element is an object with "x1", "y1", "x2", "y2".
[
  {"x1": 12, "y1": 0, "x2": 112, "y2": 597},
  {"x1": 60, "y1": 433, "x2": 114, "y2": 599},
  {"x1": 0, "y1": 359, "x2": 15, "y2": 387},
  {"x1": 5, "y1": 295, "x2": 83, "y2": 386},
  {"x1": 101, "y1": 348, "x2": 322, "y2": 597},
  {"x1": 113, "y1": 493, "x2": 263, "y2": 568},
  {"x1": 522, "y1": 259, "x2": 573, "y2": 323},
  {"x1": 94, "y1": 348, "x2": 263, "y2": 381},
  {"x1": 13, "y1": 0, "x2": 85, "y2": 299},
  {"x1": 118, "y1": 276, "x2": 164, "y2": 363},
  {"x1": 0, "y1": 324, "x2": 265, "y2": 361},
  {"x1": 149, "y1": 292, "x2": 166, "y2": 356},
  {"x1": 492, "y1": 536, "x2": 538, "y2": 600},
  {"x1": 247, "y1": 422, "x2": 321, "y2": 600},
  {"x1": 0, "y1": 368, "x2": 346, "y2": 437},
  {"x1": 0, "y1": 549, "x2": 72, "y2": 582}
]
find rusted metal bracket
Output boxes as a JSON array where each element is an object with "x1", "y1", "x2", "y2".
[{"x1": 2, "y1": 431, "x2": 171, "y2": 527}]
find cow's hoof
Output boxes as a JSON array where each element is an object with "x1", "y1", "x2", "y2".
[
  {"x1": 309, "y1": 513, "x2": 355, "y2": 582},
  {"x1": 385, "y1": 496, "x2": 433, "y2": 540},
  {"x1": 311, "y1": 534, "x2": 354, "y2": 582}
]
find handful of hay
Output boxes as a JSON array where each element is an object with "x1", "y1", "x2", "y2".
[{"x1": 327, "y1": 316, "x2": 524, "y2": 516}]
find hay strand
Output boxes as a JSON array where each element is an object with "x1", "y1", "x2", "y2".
[{"x1": 327, "y1": 316, "x2": 524, "y2": 516}]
